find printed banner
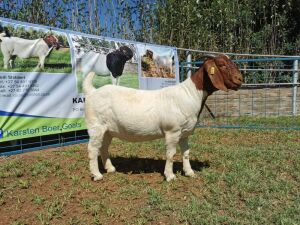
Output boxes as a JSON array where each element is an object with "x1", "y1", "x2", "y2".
[
  {"x1": 137, "y1": 44, "x2": 179, "y2": 90},
  {"x1": 0, "y1": 18, "x2": 179, "y2": 142}
]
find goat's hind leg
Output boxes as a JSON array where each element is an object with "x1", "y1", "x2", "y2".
[
  {"x1": 87, "y1": 126, "x2": 106, "y2": 181},
  {"x1": 37, "y1": 56, "x2": 46, "y2": 70},
  {"x1": 100, "y1": 133, "x2": 116, "y2": 173}
]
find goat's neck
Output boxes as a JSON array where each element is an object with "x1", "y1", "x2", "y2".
[
  {"x1": 179, "y1": 77, "x2": 209, "y2": 119},
  {"x1": 191, "y1": 67, "x2": 217, "y2": 95},
  {"x1": 183, "y1": 68, "x2": 215, "y2": 118},
  {"x1": 181, "y1": 77, "x2": 208, "y2": 100}
]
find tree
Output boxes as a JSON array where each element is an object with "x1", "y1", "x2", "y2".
[{"x1": 0, "y1": 0, "x2": 299, "y2": 55}]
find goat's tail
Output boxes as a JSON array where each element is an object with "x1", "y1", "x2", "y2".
[
  {"x1": 83, "y1": 72, "x2": 96, "y2": 95},
  {"x1": 0, "y1": 33, "x2": 6, "y2": 40}
]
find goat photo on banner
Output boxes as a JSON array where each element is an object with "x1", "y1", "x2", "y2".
[
  {"x1": 137, "y1": 44, "x2": 179, "y2": 90},
  {"x1": 0, "y1": 20, "x2": 71, "y2": 73},
  {"x1": 0, "y1": 18, "x2": 82, "y2": 142},
  {"x1": 71, "y1": 34, "x2": 138, "y2": 92}
]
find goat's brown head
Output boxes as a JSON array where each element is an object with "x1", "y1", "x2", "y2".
[
  {"x1": 191, "y1": 54, "x2": 243, "y2": 94},
  {"x1": 43, "y1": 35, "x2": 60, "y2": 50}
]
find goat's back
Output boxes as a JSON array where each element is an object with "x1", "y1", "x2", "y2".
[
  {"x1": 81, "y1": 52, "x2": 110, "y2": 76},
  {"x1": 1, "y1": 37, "x2": 48, "y2": 58}
]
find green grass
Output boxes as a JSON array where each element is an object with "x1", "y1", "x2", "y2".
[
  {"x1": 76, "y1": 71, "x2": 139, "y2": 93},
  {"x1": 201, "y1": 115, "x2": 300, "y2": 129},
  {"x1": 0, "y1": 128, "x2": 299, "y2": 224},
  {"x1": 0, "y1": 49, "x2": 72, "y2": 73}
]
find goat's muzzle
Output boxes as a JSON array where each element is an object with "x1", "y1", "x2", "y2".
[{"x1": 229, "y1": 73, "x2": 243, "y2": 90}]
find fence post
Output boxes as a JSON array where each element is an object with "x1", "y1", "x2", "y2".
[
  {"x1": 292, "y1": 60, "x2": 298, "y2": 115},
  {"x1": 186, "y1": 52, "x2": 192, "y2": 78}
]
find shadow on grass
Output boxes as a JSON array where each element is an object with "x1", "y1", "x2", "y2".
[
  {"x1": 99, "y1": 156, "x2": 210, "y2": 175},
  {"x1": 44, "y1": 63, "x2": 72, "y2": 69},
  {"x1": 0, "y1": 63, "x2": 72, "y2": 73}
]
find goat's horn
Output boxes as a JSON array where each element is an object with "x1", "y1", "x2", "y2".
[
  {"x1": 202, "y1": 54, "x2": 216, "y2": 59},
  {"x1": 223, "y1": 54, "x2": 230, "y2": 59}
]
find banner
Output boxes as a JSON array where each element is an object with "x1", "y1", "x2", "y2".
[
  {"x1": 0, "y1": 18, "x2": 179, "y2": 142},
  {"x1": 137, "y1": 43, "x2": 179, "y2": 90}
]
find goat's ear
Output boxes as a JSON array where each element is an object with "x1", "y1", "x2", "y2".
[{"x1": 204, "y1": 60, "x2": 228, "y2": 92}]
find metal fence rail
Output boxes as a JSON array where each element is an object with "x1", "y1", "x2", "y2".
[{"x1": 0, "y1": 130, "x2": 89, "y2": 156}]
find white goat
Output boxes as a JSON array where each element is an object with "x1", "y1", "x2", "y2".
[
  {"x1": 153, "y1": 54, "x2": 173, "y2": 76},
  {"x1": 80, "y1": 46, "x2": 133, "y2": 85},
  {"x1": 0, "y1": 35, "x2": 60, "y2": 69},
  {"x1": 83, "y1": 54, "x2": 243, "y2": 182}
]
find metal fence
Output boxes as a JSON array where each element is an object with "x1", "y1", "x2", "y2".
[
  {"x1": 0, "y1": 130, "x2": 89, "y2": 156},
  {"x1": 180, "y1": 50, "x2": 300, "y2": 130}
]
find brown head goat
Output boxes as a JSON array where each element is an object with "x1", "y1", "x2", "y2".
[{"x1": 83, "y1": 54, "x2": 243, "y2": 181}]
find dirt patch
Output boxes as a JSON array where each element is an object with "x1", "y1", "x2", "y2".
[{"x1": 0, "y1": 142, "x2": 207, "y2": 225}]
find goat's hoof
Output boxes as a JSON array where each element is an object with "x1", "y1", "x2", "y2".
[
  {"x1": 106, "y1": 166, "x2": 116, "y2": 173},
  {"x1": 92, "y1": 175, "x2": 103, "y2": 181},
  {"x1": 165, "y1": 174, "x2": 176, "y2": 182},
  {"x1": 185, "y1": 170, "x2": 196, "y2": 177}
]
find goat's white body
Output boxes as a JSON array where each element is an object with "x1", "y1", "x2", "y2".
[
  {"x1": 0, "y1": 37, "x2": 50, "y2": 69},
  {"x1": 84, "y1": 72, "x2": 207, "y2": 181},
  {"x1": 81, "y1": 51, "x2": 118, "y2": 85},
  {"x1": 81, "y1": 51, "x2": 110, "y2": 75},
  {"x1": 86, "y1": 80, "x2": 203, "y2": 140}
]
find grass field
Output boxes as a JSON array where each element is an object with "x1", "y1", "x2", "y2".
[
  {"x1": 0, "y1": 49, "x2": 72, "y2": 73},
  {"x1": 76, "y1": 72, "x2": 139, "y2": 93},
  {"x1": 0, "y1": 128, "x2": 299, "y2": 225},
  {"x1": 200, "y1": 115, "x2": 300, "y2": 129}
]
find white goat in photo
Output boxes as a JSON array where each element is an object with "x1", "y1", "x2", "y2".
[
  {"x1": 153, "y1": 54, "x2": 173, "y2": 75},
  {"x1": 145, "y1": 49, "x2": 173, "y2": 76},
  {"x1": 80, "y1": 46, "x2": 133, "y2": 85},
  {"x1": 83, "y1": 54, "x2": 243, "y2": 182},
  {"x1": 0, "y1": 35, "x2": 60, "y2": 70}
]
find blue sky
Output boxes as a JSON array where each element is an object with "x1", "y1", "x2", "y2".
[{"x1": 0, "y1": 0, "x2": 158, "y2": 39}]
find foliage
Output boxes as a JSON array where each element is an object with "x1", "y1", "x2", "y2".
[
  {"x1": 1, "y1": 0, "x2": 300, "y2": 55},
  {"x1": 155, "y1": 0, "x2": 300, "y2": 56}
]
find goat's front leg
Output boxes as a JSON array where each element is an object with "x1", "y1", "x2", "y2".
[
  {"x1": 39, "y1": 56, "x2": 46, "y2": 70},
  {"x1": 115, "y1": 77, "x2": 120, "y2": 86},
  {"x1": 3, "y1": 56, "x2": 9, "y2": 69},
  {"x1": 111, "y1": 74, "x2": 117, "y2": 85},
  {"x1": 164, "y1": 131, "x2": 180, "y2": 182},
  {"x1": 179, "y1": 137, "x2": 195, "y2": 177}
]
